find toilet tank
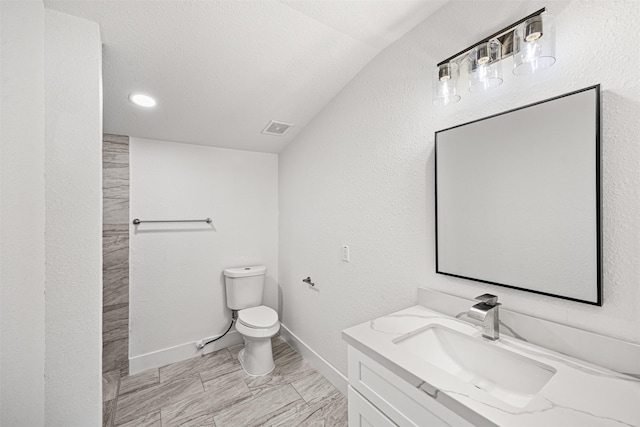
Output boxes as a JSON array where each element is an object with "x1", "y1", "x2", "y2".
[{"x1": 224, "y1": 266, "x2": 266, "y2": 310}]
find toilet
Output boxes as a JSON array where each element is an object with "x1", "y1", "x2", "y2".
[{"x1": 224, "y1": 266, "x2": 280, "y2": 376}]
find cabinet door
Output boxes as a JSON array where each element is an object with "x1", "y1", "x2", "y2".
[
  {"x1": 348, "y1": 346, "x2": 475, "y2": 427},
  {"x1": 349, "y1": 386, "x2": 398, "y2": 427}
]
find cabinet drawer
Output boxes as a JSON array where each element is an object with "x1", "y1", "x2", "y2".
[
  {"x1": 349, "y1": 386, "x2": 397, "y2": 427},
  {"x1": 348, "y1": 346, "x2": 473, "y2": 427}
]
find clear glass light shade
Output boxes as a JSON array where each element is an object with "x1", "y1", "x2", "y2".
[
  {"x1": 433, "y1": 63, "x2": 461, "y2": 106},
  {"x1": 513, "y1": 14, "x2": 556, "y2": 75},
  {"x1": 468, "y1": 41, "x2": 503, "y2": 92}
]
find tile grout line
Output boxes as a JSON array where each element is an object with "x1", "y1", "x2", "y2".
[
  {"x1": 290, "y1": 382, "x2": 305, "y2": 403},
  {"x1": 198, "y1": 371, "x2": 206, "y2": 393}
]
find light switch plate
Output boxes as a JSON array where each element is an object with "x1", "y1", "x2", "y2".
[{"x1": 342, "y1": 245, "x2": 350, "y2": 262}]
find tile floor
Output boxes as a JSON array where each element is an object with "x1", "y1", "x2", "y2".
[{"x1": 103, "y1": 336, "x2": 348, "y2": 427}]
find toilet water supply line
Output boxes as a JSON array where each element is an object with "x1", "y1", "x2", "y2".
[{"x1": 196, "y1": 310, "x2": 237, "y2": 350}]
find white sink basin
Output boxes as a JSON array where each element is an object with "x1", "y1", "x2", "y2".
[{"x1": 393, "y1": 325, "x2": 556, "y2": 407}]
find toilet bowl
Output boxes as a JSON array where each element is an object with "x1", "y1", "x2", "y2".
[
  {"x1": 224, "y1": 266, "x2": 280, "y2": 376},
  {"x1": 235, "y1": 305, "x2": 280, "y2": 376}
]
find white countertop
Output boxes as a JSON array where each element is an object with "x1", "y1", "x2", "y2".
[{"x1": 342, "y1": 305, "x2": 640, "y2": 427}]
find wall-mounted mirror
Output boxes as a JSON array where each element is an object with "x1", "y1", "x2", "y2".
[{"x1": 435, "y1": 85, "x2": 601, "y2": 305}]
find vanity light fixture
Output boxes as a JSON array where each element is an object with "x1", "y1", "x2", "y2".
[
  {"x1": 468, "y1": 40, "x2": 503, "y2": 93},
  {"x1": 513, "y1": 14, "x2": 556, "y2": 75},
  {"x1": 129, "y1": 93, "x2": 156, "y2": 107},
  {"x1": 433, "y1": 63, "x2": 461, "y2": 106},
  {"x1": 433, "y1": 8, "x2": 555, "y2": 106}
]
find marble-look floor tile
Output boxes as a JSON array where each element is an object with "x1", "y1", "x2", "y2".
[
  {"x1": 103, "y1": 338, "x2": 128, "y2": 374},
  {"x1": 119, "y1": 368, "x2": 159, "y2": 396},
  {"x1": 320, "y1": 390, "x2": 348, "y2": 426},
  {"x1": 291, "y1": 370, "x2": 337, "y2": 404},
  {"x1": 103, "y1": 370, "x2": 121, "y2": 402},
  {"x1": 263, "y1": 399, "x2": 325, "y2": 427},
  {"x1": 213, "y1": 384, "x2": 303, "y2": 427},
  {"x1": 162, "y1": 370, "x2": 253, "y2": 427},
  {"x1": 272, "y1": 339, "x2": 302, "y2": 366},
  {"x1": 115, "y1": 377, "x2": 204, "y2": 425},
  {"x1": 272, "y1": 336, "x2": 292, "y2": 355},
  {"x1": 228, "y1": 336, "x2": 289, "y2": 364},
  {"x1": 201, "y1": 366, "x2": 250, "y2": 393},
  {"x1": 103, "y1": 303, "x2": 128, "y2": 343},
  {"x1": 164, "y1": 414, "x2": 216, "y2": 427},
  {"x1": 244, "y1": 347, "x2": 314, "y2": 394},
  {"x1": 227, "y1": 343, "x2": 243, "y2": 360},
  {"x1": 196, "y1": 350, "x2": 243, "y2": 384},
  {"x1": 116, "y1": 410, "x2": 161, "y2": 427},
  {"x1": 109, "y1": 339, "x2": 344, "y2": 427},
  {"x1": 103, "y1": 398, "x2": 117, "y2": 427},
  {"x1": 161, "y1": 348, "x2": 237, "y2": 384}
]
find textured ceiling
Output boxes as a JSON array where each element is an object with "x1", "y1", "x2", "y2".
[{"x1": 44, "y1": 0, "x2": 447, "y2": 153}]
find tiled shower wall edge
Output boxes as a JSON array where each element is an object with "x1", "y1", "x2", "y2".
[{"x1": 102, "y1": 134, "x2": 130, "y2": 376}]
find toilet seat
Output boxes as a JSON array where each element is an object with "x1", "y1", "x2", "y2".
[
  {"x1": 238, "y1": 305, "x2": 278, "y2": 329},
  {"x1": 236, "y1": 306, "x2": 280, "y2": 339}
]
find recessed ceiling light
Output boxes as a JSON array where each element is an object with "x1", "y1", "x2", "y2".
[{"x1": 129, "y1": 93, "x2": 156, "y2": 107}]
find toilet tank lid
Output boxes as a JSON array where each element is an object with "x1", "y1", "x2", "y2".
[{"x1": 224, "y1": 266, "x2": 266, "y2": 278}]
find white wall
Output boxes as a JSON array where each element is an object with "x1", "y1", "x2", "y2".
[
  {"x1": 0, "y1": 2, "x2": 46, "y2": 425},
  {"x1": 45, "y1": 9, "x2": 103, "y2": 425},
  {"x1": 130, "y1": 138, "x2": 278, "y2": 371},
  {"x1": 279, "y1": 0, "x2": 640, "y2": 378}
]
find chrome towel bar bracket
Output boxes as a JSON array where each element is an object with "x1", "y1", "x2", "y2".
[{"x1": 132, "y1": 218, "x2": 212, "y2": 225}]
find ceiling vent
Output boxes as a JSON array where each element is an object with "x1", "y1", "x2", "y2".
[{"x1": 262, "y1": 120, "x2": 293, "y2": 136}]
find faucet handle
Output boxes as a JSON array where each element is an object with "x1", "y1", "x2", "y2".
[{"x1": 475, "y1": 293, "x2": 499, "y2": 305}]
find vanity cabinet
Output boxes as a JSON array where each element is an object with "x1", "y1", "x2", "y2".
[
  {"x1": 348, "y1": 386, "x2": 397, "y2": 427},
  {"x1": 347, "y1": 346, "x2": 474, "y2": 427}
]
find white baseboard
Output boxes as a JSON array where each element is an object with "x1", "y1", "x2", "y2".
[
  {"x1": 279, "y1": 324, "x2": 348, "y2": 396},
  {"x1": 129, "y1": 330, "x2": 243, "y2": 375}
]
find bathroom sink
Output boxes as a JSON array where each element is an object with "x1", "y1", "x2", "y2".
[{"x1": 393, "y1": 325, "x2": 556, "y2": 407}]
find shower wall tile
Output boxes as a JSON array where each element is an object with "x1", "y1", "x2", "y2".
[
  {"x1": 103, "y1": 166, "x2": 129, "y2": 199},
  {"x1": 103, "y1": 136, "x2": 129, "y2": 169},
  {"x1": 103, "y1": 303, "x2": 129, "y2": 343},
  {"x1": 104, "y1": 198, "x2": 129, "y2": 232},
  {"x1": 103, "y1": 337, "x2": 129, "y2": 374},
  {"x1": 103, "y1": 133, "x2": 129, "y2": 145},
  {"x1": 103, "y1": 134, "x2": 130, "y2": 378},
  {"x1": 103, "y1": 234, "x2": 129, "y2": 271},
  {"x1": 102, "y1": 135, "x2": 129, "y2": 202},
  {"x1": 104, "y1": 267, "x2": 129, "y2": 306}
]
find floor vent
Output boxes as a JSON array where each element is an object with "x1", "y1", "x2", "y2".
[{"x1": 262, "y1": 120, "x2": 293, "y2": 136}]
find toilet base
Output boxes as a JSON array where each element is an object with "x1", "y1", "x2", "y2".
[{"x1": 237, "y1": 337, "x2": 275, "y2": 376}]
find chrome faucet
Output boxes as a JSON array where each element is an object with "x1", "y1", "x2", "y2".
[{"x1": 468, "y1": 294, "x2": 501, "y2": 340}]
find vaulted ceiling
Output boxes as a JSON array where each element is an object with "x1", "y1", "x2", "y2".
[{"x1": 45, "y1": 0, "x2": 447, "y2": 152}]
